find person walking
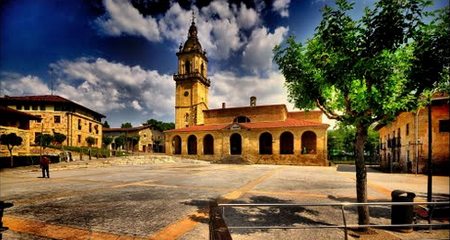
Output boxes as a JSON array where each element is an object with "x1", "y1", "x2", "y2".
[{"x1": 40, "y1": 156, "x2": 50, "y2": 178}]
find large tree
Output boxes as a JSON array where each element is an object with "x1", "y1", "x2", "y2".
[
  {"x1": 274, "y1": 0, "x2": 448, "y2": 226},
  {"x1": 144, "y1": 119, "x2": 175, "y2": 131},
  {"x1": 0, "y1": 133, "x2": 23, "y2": 167}
]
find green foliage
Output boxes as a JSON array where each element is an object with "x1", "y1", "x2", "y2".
[
  {"x1": 274, "y1": 0, "x2": 447, "y2": 225},
  {"x1": 144, "y1": 119, "x2": 175, "y2": 131},
  {"x1": 85, "y1": 136, "x2": 96, "y2": 147},
  {"x1": 102, "y1": 135, "x2": 113, "y2": 147},
  {"x1": 114, "y1": 135, "x2": 126, "y2": 149},
  {"x1": 50, "y1": 145, "x2": 110, "y2": 158},
  {"x1": 121, "y1": 122, "x2": 132, "y2": 128},
  {"x1": 1, "y1": 133, "x2": 23, "y2": 167},
  {"x1": 35, "y1": 134, "x2": 53, "y2": 149},
  {"x1": 52, "y1": 132, "x2": 66, "y2": 145},
  {"x1": 103, "y1": 121, "x2": 110, "y2": 128}
]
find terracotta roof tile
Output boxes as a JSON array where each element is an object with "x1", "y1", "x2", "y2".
[
  {"x1": 0, "y1": 106, "x2": 41, "y2": 120},
  {"x1": 0, "y1": 95, "x2": 105, "y2": 118}
]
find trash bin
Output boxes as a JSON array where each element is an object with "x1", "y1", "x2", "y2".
[{"x1": 391, "y1": 190, "x2": 416, "y2": 232}]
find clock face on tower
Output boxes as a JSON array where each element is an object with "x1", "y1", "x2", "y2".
[{"x1": 184, "y1": 91, "x2": 189, "y2": 97}]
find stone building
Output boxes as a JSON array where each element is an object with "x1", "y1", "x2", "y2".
[
  {"x1": 164, "y1": 18, "x2": 329, "y2": 165},
  {"x1": 104, "y1": 125, "x2": 164, "y2": 153},
  {"x1": 0, "y1": 95, "x2": 105, "y2": 148},
  {"x1": 376, "y1": 95, "x2": 449, "y2": 174},
  {"x1": 0, "y1": 106, "x2": 41, "y2": 155}
]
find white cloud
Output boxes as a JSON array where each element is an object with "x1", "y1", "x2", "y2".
[
  {"x1": 0, "y1": 72, "x2": 50, "y2": 96},
  {"x1": 49, "y1": 58, "x2": 174, "y2": 118},
  {"x1": 95, "y1": 0, "x2": 160, "y2": 41},
  {"x1": 273, "y1": 0, "x2": 291, "y2": 17},
  {"x1": 209, "y1": 70, "x2": 294, "y2": 110},
  {"x1": 96, "y1": 0, "x2": 266, "y2": 60},
  {"x1": 131, "y1": 100, "x2": 143, "y2": 111},
  {"x1": 242, "y1": 26, "x2": 289, "y2": 74},
  {"x1": 236, "y1": 3, "x2": 259, "y2": 30}
]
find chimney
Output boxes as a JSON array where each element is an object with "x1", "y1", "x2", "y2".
[
  {"x1": 250, "y1": 96, "x2": 256, "y2": 106},
  {"x1": 222, "y1": 102, "x2": 226, "y2": 109}
]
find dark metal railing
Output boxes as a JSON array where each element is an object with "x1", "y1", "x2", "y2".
[{"x1": 210, "y1": 201, "x2": 449, "y2": 240}]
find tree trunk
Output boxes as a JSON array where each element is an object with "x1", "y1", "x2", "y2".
[
  {"x1": 9, "y1": 149, "x2": 13, "y2": 168},
  {"x1": 355, "y1": 124, "x2": 370, "y2": 228}
]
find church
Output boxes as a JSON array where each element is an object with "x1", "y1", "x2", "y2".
[{"x1": 164, "y1": 18, "x2": 329, "y2": 166}]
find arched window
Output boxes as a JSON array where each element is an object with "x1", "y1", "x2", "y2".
[
  {"x1": 185, "y1": 61, "x2": 191, "y2": 73},
  {"x1": 173, "y1": 136, "x2": 182, "y2": 155},
  {"x1": 203, "y1": 134, "x2": 214, "y2": 155},
  {"x1": 233, "y1": 116, "x2": 251, "y2": 123},
  {"x1": 280, "y1": 131, "x2": 294, "y2": 154},
  {"x1": 201, "y1": 63, "x2": 205, "y2": 75},
  {"x1": 259, "y1": 132, "x2": 272, "y2": 155},
  {"x1": 230, "y1": 133, "x2": 242, "y2": 155},
  {"x1": 301, "y1": 131, "x2": 317, "y2": 154},
  {"x1": 188, "y1": 135, "x2": 197, "y2": 155}
]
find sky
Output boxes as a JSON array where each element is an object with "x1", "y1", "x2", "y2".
[{"x1": 1, "y1": 0, "x2": 448, "y2": 127}]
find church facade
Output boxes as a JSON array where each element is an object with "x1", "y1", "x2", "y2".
[{"x1": 164, "y1": 18, "x2": 329, "y2": 166}]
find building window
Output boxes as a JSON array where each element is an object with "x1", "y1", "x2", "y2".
[
  {"x1": 259, "y1": 132, "x2": 273, "y2": 155},
  {"x1": 77, "y1": 135, "x2": 81, "y2": 143},
  {"x1": 40, "y1": 105, "x2": 46, "y2": 110},
  {"x1": 89, "y1": 123, "x2": 92, "y2": 133},
  {"x1": 280, "y1": 131, "x2": 294, "y2": 154},
  {"x1": 32, "y1": 105, "x2": 38, "y2": 110},
  {"x1": 78, "y1": 119, "x2": 82, "y2": 130},
  {"x1": 406, "y1": 123, "x2": 409, "y2": 136},
  {"x1": 54, "y1": 115, "x2": 61, "y2": 123},
  {"x1": 34, "y1": 132, "x2": 42, "y2": 144},
  {"x1": 94, "y1": 125, "x2": 99, "y2": 134},
  {"x1": 35, "y1": 115, "x2": 42, "y2": 123},
  {"x1": 233, "y1": 116, "x2": 251, "y2": 123},
  {"x1": 439, "y1": 120, "x2": 450, "y2": 132}
]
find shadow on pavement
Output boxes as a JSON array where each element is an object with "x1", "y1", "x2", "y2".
[
  {"x1": 184, "y1": 195, "x2": 334, "y2": 234},
  {"x1": 336, "y1": 164, "x2": 382, "y2": 173}
]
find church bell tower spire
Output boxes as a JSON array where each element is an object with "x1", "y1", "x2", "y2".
[{"x1": 173, "y1": 12, "x2": 210, "y2": 129}]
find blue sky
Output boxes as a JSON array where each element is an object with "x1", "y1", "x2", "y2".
[{"x1": 1, "y1": 0, "x2": 448, "y2": 127}]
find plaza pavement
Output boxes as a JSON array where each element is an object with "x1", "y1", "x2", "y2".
[{"x1": 0, "y1": 155, "x2": 448, "y2": 240}]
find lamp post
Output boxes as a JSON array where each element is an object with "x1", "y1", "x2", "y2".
[{"x1": 427, "y1": 100, "x2": 433, "y2": 203}]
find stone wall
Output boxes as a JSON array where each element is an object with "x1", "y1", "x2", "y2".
[
  {"x1": 165, "y1": 126, "x2": 328, "y2": 166},
  {"x1": 204, "y1": 105, "x2": 287, "y2": 125},
  {"x1": 378, "y1": 103, "x2": 449, "y2": 173},
  {"x1": 0, "y1": 126, "x2": 31, "y2": 156}
]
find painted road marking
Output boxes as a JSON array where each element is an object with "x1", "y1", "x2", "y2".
[
  {"x1": 3, "y1": 215, "x2": 146, "y2": 240},
  {"x1": 148, "y1": 167, "x2": 284, "y2": 240}
]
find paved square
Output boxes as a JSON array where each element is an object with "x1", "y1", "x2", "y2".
[{"x1": 1, "y1": 156, "x2": 448, "y2": 239}]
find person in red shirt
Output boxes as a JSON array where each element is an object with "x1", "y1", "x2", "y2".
[{"x1": 40, "y1": 156, "x2": 50, "y2": 178}]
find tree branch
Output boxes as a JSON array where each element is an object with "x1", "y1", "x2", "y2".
[{"x1": 315, "y1": 99, "x2": 342, "y2": 121}]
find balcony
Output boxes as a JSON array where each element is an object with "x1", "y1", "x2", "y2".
[{"x1": 173, "y1": 71, "x2": 210, "y2": 86}]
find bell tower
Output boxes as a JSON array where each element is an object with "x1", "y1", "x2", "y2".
[{"x1": 174, "y1": 13, "x2": 210, "y2": 129}]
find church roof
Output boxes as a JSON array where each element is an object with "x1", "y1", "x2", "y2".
[
  {"x1": 178, "y1": 16, "x2": 204, "y2": 54},
  {"x1": 165, "y1": 118, "x2": 328, "y2": 133}
]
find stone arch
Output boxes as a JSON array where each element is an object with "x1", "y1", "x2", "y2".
[
  {"x1": 230, "y1": 133, "x2": 242, "y2": 155},
  {"x1": 301, "y1": 131, "x2": 317, "y2": 154},
  {"x1": 233, "y1": 116, "x2": 251, "y2": 123},
  {"x1": 203, "y1": 134, "x2": 214, "y2": 155},
  {"x1": 188, "y1": 135, "x2": 197, "y2": 155},
  {"x1": 280, "y1": 131, "x2": 294, "y2": 154},
  {"x1": 172, "y1": 135, "x2": 182, "y2": 155},
  {"x1": 259, "y1": 132, "x2": 272, "y2": 155}
]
